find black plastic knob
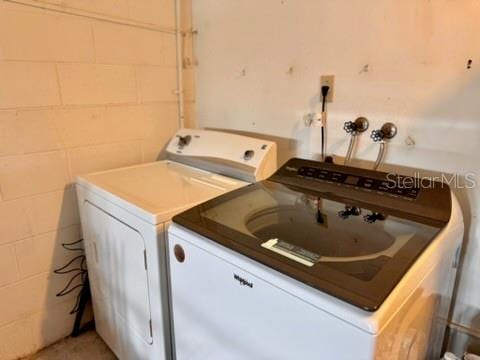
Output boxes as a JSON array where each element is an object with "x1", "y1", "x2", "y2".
[
  {"x1": 243, "y1": 150, "x2": 255, "y2": 161},
  {"x1": 370, "y1": 130, "x2": 384, "y2": 142},
  {"x1": 363, "y1": 212, "x2": 386, "y2": 224},
  {"x1": 338, "y1": 206, "x2": 361, "y2": 220},
  {"x1": 343, "y1": 121, "x2": 356, "y2": 134},
  {"x1": 177, "y1": 135, "x2": 192, "y2": 147}
]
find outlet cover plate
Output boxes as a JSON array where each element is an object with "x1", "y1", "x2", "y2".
[{"x1": 320, "y1": 75, "x2": 335, "y2": 102}]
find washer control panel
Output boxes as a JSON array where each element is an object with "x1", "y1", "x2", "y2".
[
  {"x1": 297, "y1": 166, "x2": 420, "y2": 199},
  {"x1": 271, "y1": 158, "x2": 451, "y2": 228}
]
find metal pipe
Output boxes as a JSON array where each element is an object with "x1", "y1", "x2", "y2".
[
  {"x1": 373, "y1": 141, "x2": 386, "y2": 170},
  {"x1": 3, "y1": 0, "x2": 176, "y2": 34},
  {"x1": 370, "y1": 122, "x2": 396, "y2": 170},
  {"x1": 345, "y1": 135, "x2": 357, "y2": 164},
  {"x1": 343, "y1": 117, "x2": 369, "y2": 164},
  {"x1": 175, "y1": 0, "x2": 185, "y2": 129}
]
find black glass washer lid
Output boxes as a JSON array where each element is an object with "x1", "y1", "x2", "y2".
[{"x1": 173, "y1": 179, "x2": 442, "y2": 311}]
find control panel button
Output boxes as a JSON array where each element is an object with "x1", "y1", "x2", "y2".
[
  {"x1": 243, "y1": 150, "x2": 255, "y2": 161},
  {"x1": 295, "y1": 166, "x2": 420, "y2": 200},
  {"x1": 177, "y1": 135, "x2": 191, "y2": 147}
]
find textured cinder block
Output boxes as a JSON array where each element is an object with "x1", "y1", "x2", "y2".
[
  {"x1": 50, "y1": 105, "x2": 146, "y2": 148},
  {"x1": 14, "y1": 110, "x2": 63, "y2": 154},
  {"x1": 0, "y1": 0, "x2": 181, "y2": 357},
  {"x1": 14, "y1": 225, "x2": 82, "y2": 279},
  {"x1": 0, "y1": 318, "x2": 36, "y2": 360},
  {"x1": 29, "y1": 300, "x2": 77, "y2": 351},
  {"x1": 0, "y1": 274, "x2": 49, "y2": 327},
  {"x1": 127, "y1": 0, "x2": 175, "y2": 28},
  {"x1": 27, "y1": 188, "x2": 80, "y2": 235},
  {"x1": 0, "y1": 151, "x2": 69, "y2": 200},
  {"x1": 141, "y1": 103, "x2": 179, "y2": 161},
  {"x1": 0, "y1": 111, "x2": 20, "y2": 157},
  {"x1": 0, "y1": 5, "x2": 94, "y2": 62},
  {"x1": 136, "y1": 66, "x2": 178, "y2": 103},
  {"x1": 68, "y1": 141, "x2": 143, "y2": 177},
  {"x1": 161, "y1": 34, "x2": 178, "y2": 67},
  {"x1": 39, "y1": 0, "x2": 130, "y2": 19},
  {"x1": 0, "y1": 273, "x2": 77, "y2": 328},
  {"x1": 57, "y1": 64, "x2": 137, "y2": 105},
  {"x1": 93, "y1": 22, "x2": 165, "y2": 65},
  {"x1": 0, "y1": 198, "x2": 32, "y2": 245},
  {"x1": 0, "y1": 62, "x2": 60, "y2": 109},
  {"x1": 0, "y1": 244, "x2": 19, "y2": 287}
]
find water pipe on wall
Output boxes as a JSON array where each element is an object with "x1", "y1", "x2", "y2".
[
  {"x1": 175, "y1": 0, "x2": 185, "y2": 129},
  {"x1": 342, "y1": 117, "x2": 369, "y2": 164},
  {"x1": 370, "y1": 122, "x2": 398, "y2": 170}
]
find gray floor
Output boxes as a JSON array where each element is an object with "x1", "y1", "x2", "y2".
[{"x1": 23, "y1": 331, "x2": 115, "y2": 360}]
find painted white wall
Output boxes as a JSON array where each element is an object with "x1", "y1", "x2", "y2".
[{"x1": 191, "y1": 0, "x2": 480, "y2": 350}]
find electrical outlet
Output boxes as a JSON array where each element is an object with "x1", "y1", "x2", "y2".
[{"x1": 320, "y1": 75, "x2": 335, "y2": 102}]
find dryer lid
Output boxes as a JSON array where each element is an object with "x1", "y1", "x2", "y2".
[{"x1": 77, "y1": 161, "x2": 247, "y2": 225}]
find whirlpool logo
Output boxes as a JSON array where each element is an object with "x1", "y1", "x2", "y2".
[{"x1": 234, "y1": 274, "x2": 253, "y2": 288}]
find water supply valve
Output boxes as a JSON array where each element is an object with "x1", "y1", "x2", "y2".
[
  {"x1": 338, "y1": 206, "x2": 362, "y2": 220},
  {"x1": 363, "y1": 212, "x2": 386, "y2": 224}
]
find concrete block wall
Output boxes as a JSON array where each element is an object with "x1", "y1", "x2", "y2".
[{"x1": 0, "y1": 0, "x2": 194, "y2": 358}]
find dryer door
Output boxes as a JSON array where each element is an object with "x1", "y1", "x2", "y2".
[{"x1": 85, "y1": 201, "x2": 153, "y2": 346}]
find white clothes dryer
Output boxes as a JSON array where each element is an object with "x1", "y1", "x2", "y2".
[{"x1": 76, "y1": 129, "x2": 277, "y2": 360}]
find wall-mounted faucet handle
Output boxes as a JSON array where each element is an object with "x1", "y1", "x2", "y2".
[
  {"x1": 371, "y1": 122, "x2": 397, "y2": 170},
  {"x1": 344, "y1": 121, "x2": 356, "y2": 134},
  {"x1": 343, "y1": 117, "x2": 369, "y2": 164},
  {"x1": 364, "y1": 212, "x2": 386, "y2": 224},
  {"x1": 370, "y1": 129, "x2": 384, "y2": 142},
  {"x1": 338, "y1": 206, "x2": 362, "y2": 220},
  {"x1": 371, "y1": 122, "x2": 397, "y2": 143},
  {"x1": 344, "y1": 117, "x2": 369, "y2": 135}
]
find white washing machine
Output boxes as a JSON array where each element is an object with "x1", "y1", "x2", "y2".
[
  {"x1": 76, "y1": 129, "x2": 277, "y2": 360},
  {"x1": 168, "y1": 157, "x2": 464, "y2": 360}
]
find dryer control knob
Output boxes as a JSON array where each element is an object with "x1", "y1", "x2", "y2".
[
  {"x1": 243, "y1": 150, "x2": 255, "y2": 161},
  {"x1": 177, "y1": 135, "x2": 191, "y2": 147}
]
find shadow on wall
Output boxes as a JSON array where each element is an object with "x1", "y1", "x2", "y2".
[
  {"x1": 415, "y1": 70, "x2": 480, "y2": 354},
  {"x1": 40, "y1": 185, "x2": 92, "y2": 352}
]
